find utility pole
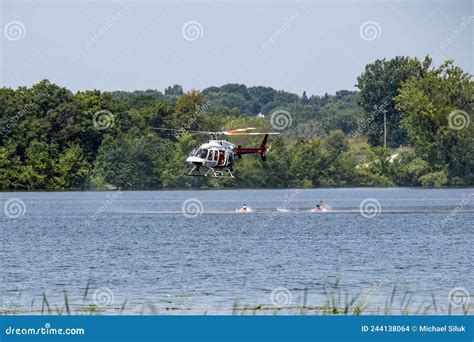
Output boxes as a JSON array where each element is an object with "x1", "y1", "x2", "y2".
[{"x1": 383, "y1": 111, "x2": 387, "y2": 148}]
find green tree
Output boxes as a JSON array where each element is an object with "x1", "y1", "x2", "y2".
[
  {"x1": 288, "y1": 138, "x2": 328, "y2": 187},
  {"x1": 0, "y1": 144, "x2": 27, "y2": 189},
  {"x1": 93, "y1": 129, "x2": 171, "y2": 189},
  {"x1": 354, "y1": 145, "x2": 393, "y2": 186},
  {"x1": 419, "y1": 171, "x2": 448, "y2": 187},
  {"x1": 53, "y1": 144, "x2": 90, "y2": 189},
  {"x1": 169, "y1": 90, "x2": 208, "y2": 133},
  {"x1": 356, "y1": 56, "x2": 431, "y2": 147},
  {"x1": 165, "y1": 84, "x2": 184, "y2": 96},
  {"x1": 325, "y1": 130, "x2": 348, "y2": 157},
  {"x1": 24, "y1": 141, "x2": 55, "y2": 189},
  {"x1": 261, "y1": 135, "x2": 290, "y2": 187},
  {"x1": 301, "y1": 91, "x2": 309, "y2": 104},
  {"x1": 160, "y1": 134, "x2": 197, "y2": 188},
  {"x1": 322, "y1": 131, "x2": 356, "y2": 186},
  {"x1": 389, "y1": 151, "x2": 430, "y2": 186},
  {"x1": 395, "y1": 60, "x2": 474, "y2": 184}
]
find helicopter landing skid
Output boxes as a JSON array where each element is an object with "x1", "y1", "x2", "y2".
[{"x1": 188, "y1": 166, "x2": 235, "y2": 179}]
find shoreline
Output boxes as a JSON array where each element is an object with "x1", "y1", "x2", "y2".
[{"x1": 1, "y1": 186, "x2": 474, "y2": 193}]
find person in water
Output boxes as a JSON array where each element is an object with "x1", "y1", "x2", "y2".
[
  {"x1": 241, "y1": 203, "x2": 247, "y2": 212},
  {"x1": 315, "y1": 200, "x2": 325, "y2": 211}
]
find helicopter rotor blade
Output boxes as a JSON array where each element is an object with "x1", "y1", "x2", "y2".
[
  {"x1": 150, "y1": 127, "x2": 280, "y2": 137},
  {"x1": 149, "y1": 127, "x2": 215, "y2": 135},
  {"x1": 222, "y1": 132, "x2": 280, "y2": 136},
  {"x1": 224, "y1": 127, "x2": 256, "y2": 133}
]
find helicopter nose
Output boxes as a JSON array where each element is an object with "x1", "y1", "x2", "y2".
[{"x1": 186, "y1": 156, "x2": 204, "y2": 165}]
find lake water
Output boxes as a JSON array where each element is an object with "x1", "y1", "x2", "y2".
[{"x1": 1, "y1": 188, "x2": 473, "y2": 315}]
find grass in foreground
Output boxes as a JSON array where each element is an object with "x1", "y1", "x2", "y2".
[{"x1": 1, "y1": 280, "x2": 471, "y2": 316}]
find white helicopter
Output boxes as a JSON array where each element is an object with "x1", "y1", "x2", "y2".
[{"x1": 152, "y1": 127, "x2": 279, "y2": 178}]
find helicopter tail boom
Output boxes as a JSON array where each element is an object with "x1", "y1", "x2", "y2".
[{"x1": 235, "y1": 134, "x2": 268, "y2": 161}]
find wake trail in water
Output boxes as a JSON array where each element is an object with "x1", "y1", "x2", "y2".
[{"x1": 112, "y1": 208, "x2": 474, "y2": 215}]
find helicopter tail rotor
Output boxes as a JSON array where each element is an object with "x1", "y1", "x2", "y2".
[{"x1": 259, "y1": 134, "x2": 268, "y2": 162}]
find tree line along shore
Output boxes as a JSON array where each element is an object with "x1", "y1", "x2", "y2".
[{"x1": 0, "y1": 56, "x2": 472, "y2": 190}]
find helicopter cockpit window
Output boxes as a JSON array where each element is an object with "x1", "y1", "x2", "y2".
[
  {"x1": 207, "y1": 149, "x2": 215, "y2": 161},
  {"x1": 190, "y1": 148, "x2": 208, "y2": 158},
  {"x1": 198, "y1": 149, "x2": 208, "y2": 159}
]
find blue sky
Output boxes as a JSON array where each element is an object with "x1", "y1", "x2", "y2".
[{"x1": 1, "y1": 0, "x2": 472, "y2": 96}]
